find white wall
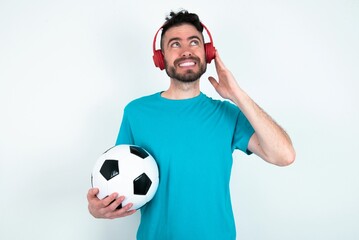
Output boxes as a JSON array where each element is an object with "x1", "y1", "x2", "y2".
[{"x1": 0, "y1": 0, "x2": 358, "y2": 239}]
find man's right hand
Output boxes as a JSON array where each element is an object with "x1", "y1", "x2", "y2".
[{"x1": 87, "y1": 188, "x2": 137, "y2": 219}]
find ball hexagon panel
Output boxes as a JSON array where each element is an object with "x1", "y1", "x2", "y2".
[
  {"x1": 100, "y1": 159, "x2": 119, "y2": 181},
  {"x1": 130, "y1": 146, "x2": 149, "y2": 159},
  {"x1": 133, "y1": 173, "x2": 152, "y2": 195}
]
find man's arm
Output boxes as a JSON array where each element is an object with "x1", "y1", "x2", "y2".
[{"x1": 208, "y1": 52, "x2": 295, "y2": 166}]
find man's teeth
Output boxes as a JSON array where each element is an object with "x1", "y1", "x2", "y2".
[{"x1": 179, "y1": 62, "x2": 195, "y2": 67}]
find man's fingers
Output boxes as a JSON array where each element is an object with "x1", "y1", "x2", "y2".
[
  {"x1": 108, "y1": 195, "x2": 125, "y2": 210},
  {"x1": 104, "y1": 202, "x2": 136, "y2": 219},
  {"x1": 208, "y1": 76, "x2": 218, "y2": 86},
  {"x1": 208, "y1": 76, "x2": 220, "y2": 91},
  {"x1": 119, "y1": 209, "x2": 137, "y2": 218},
  {"x1": 87, "y1": 188, "x2": 136, "y2": 219},
  {"x1": 214, "y1": 51, "x2": 224, "y2": 66},
  {"x1": 87, "y1": 188, "x2": 99, "y2": 201},
  {"x1": 101, "y1": 193, "x2": 120, "y2": 207},
  {"x1": 214, "y1": 51, "x2": 228, "y2": 73},
  {"x1": 112, "y1": 203, "x2": 136, "y2": 218}
]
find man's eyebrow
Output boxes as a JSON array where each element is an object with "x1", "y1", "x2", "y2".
[
  {"x1": 188, "y1": 35, "x2": 201, "y2": 40},
  {"x1": 167, "y1": 37, "x2": 181, "y2": 45}
]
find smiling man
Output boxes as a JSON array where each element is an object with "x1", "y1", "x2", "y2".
[
  {"x1": 87, "y1": 10, "x2": 295, "y2": 240},
  {"x1": 162, "y1": 24, "x2": 207, "y2": 84}
]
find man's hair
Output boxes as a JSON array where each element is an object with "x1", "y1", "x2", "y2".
[{"x1": 160, "y1": 10, "x2": 203, "y2": 49}]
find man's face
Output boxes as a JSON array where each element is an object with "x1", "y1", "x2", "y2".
[{"x1": 161, "y1": 24, "x2": 207, "y2": 83}]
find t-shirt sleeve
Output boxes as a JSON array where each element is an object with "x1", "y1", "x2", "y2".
[
  {"x1": 231, "y1": 109, "x2": 255, "y2": 154},
  {"x1": 115, "y1": 109, "x2": 135, "y2": 145}
]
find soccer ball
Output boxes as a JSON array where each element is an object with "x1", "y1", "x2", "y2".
[{"x1": 91, "y1": 144, "x2": 159, "y2": 210}]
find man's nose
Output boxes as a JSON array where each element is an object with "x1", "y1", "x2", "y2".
[{"x1": 181, "y1": 48, "x2": 193, "y2": 58}]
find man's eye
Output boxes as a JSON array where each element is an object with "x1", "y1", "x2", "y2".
[
  {"x1": 171, "y1": 42, "x2": 180, "y2": 48},
  {"x1": 190, "y1": 40, "x2": 200, "y2": 46}
]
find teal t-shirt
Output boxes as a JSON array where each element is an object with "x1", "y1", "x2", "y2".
[{"x1": 116, "y1": 92, "x2": 254, "y2": 240}]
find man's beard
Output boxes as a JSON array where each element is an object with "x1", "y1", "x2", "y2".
[{"x1": 165, "y1": 56, "x2": 207, "y2": 83}]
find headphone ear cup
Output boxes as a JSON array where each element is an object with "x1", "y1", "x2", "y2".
[
  {"x1": 205, "y1": 43, "x2": 216, "y2": 64},
  {"x1": 153, "y1": 50, "x2": 165, "y2": 70}
]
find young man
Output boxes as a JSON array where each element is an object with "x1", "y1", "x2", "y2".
[{"x1": 87, "y1": 10, "x2": 295, "y2": 240}]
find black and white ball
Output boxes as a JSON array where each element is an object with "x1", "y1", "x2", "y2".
[{"x1": 91, "y1": 144, "x2": 159, "y2": 210}]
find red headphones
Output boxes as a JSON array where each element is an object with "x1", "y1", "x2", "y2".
[{"x1": 152, "y1": 23, "x2": 216, "y2": 70}]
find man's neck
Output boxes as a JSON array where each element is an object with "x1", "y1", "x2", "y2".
[{"x1": 161, "y1": 79, "x2": 200, "y2": 100}]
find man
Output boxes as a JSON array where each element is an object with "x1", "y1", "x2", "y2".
[{"x1": 87, "y1": 10, "x2": 295, "y2": 240}]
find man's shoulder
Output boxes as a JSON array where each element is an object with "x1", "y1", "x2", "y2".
[
  {"x1": 124, "y1": 92, "x2": 160, "y2": 110},
  {"x1": 203, "y1": 94, "x2": 238, "y2": 111}
]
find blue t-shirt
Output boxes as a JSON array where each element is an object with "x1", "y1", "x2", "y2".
[{"x1": 116, "y1": 92, "x2": 254, "y2": 240}]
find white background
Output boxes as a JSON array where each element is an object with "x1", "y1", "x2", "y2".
[{"x1": 0, "y1": 0, "x2": 358, "y2": 239}]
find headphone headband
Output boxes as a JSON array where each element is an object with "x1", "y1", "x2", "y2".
[{"x1": 152, "y1": 26, "x2": 163, "y2": 55}]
